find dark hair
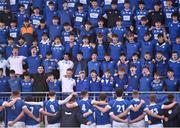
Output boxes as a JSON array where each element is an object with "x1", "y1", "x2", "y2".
[
  {"x1": 48, "y1": 91, "x2": 56, "y2": 96},
  {"x1": 81, "y1": 91, "x2": 88, "y2": 97},
  {"x1": 12, "y1": 91, "x2": 20, "y2": 96},
  {"x1": 99, "y1": 93, "x2": 107, "y2": 101},
  {"x1": 69, "y1": 95, "x2": 77, "y2": 102},
  {"x1": 167, "y1": 94, "x2": 174, "y2": 102},
  {"x1": 10, "y1": 70, "x2": 15, "y2": 74},
  {"x1": 115, "y1": 89, "x2": 123, "y2": 97}
]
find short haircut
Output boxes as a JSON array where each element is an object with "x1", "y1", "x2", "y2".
[
  {"x1": 99, "y1": 93, "x2": 107, "y2": 101},
  {"x1": 150, "y1": 94, "x2": 156, "y2": 102},
  {"x1": 167, "y1": 94, "x2": 174, "y2": 102},
  {"x1": 12, "y1": 91, "x2": 20, "y2": 97},
  {"x1": 10, "y1": 70, "x2": 15, "y2": 74},
  {"x1": 115, "y1": 89, "x2": 123, "y2": 97},
  {"x1": 132, "y1": 90, "x2": 139, "y2": 96},
  {"x1": 48, "y1": 91, "x2": 56, "y2": 97},
  {"x1": 81, "y1": 91, "x2": 88, "y2": 96}
]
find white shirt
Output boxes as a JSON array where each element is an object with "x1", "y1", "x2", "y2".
[
  {"x1": 0, "y1": 59, "x2": 9, "y2": 75},
  {"x1": 58, "y1": 60, "x2": 74, "y2": 79},
  {"x1": 61, "y1": 76, "x2": 76, "y2": 93},
  {"x1": 8, "y1": 56, "x2": 26, "y2": 75}
]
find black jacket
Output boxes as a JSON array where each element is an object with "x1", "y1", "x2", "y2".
[
  {"x1": 73, "y1": 59, "x2": 87, "y2": 75},
  {"x1": 31, "y1": 73, "x2": 48, "y2": 92},
  {"x1": 162, "y1": 102, "x2": 180, "y2": 127},
  {"x1": 49, "y1": 104, "x2": 87, "y2": 127}
]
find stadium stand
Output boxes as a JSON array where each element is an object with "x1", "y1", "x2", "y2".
[{"x1": 0, "y1": 0, "x2": 179, "y2": 127}]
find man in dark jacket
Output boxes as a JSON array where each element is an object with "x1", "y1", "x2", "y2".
[
  {"x1": 31, "y1": 66, "x2": 48, "y2": 95},
  {"x1": 73, "y1": 52, "x2": 87, "y2": 77},
  {"x1": 162, "y1": 94, "x2": 180, "y2": 127},
  {"x1": 48, "y1": 95, "x2": 89, "y2": 127}
]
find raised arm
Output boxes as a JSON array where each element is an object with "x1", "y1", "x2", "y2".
[
  {"x1": 91, "y1": 100, "x2": 108, "y2": 105},
  {"x1": 58, "y1": 92, "x2": 76, "y2": 105}
]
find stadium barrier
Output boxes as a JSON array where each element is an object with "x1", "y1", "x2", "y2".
[{"x1": 0, "y1": 91, "x2": 180, "y2": 103}]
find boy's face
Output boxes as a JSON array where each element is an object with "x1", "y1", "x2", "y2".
[
  {"x1": 97, "y1": 36, "x2": 103, "y2": 42},
  {"x1": 144, "y1": 35, "x2": 150, "y2": 41},
  {"x1": 54, "y1": 38, "x2": 61, "y2": 44},
  {"x1": 69, "y1": 35, "x2": 75, "y2": 42},
  {"x1": 52, "y1": 19, "x2": 59, "y2": 24},
  {"x1": 80, "y1": 73, "x2": 86, "y2": 78},
  {"x1": 19, "y1": 6, "x2": 25, "y2": 11},
  {"x1": 66, "y1": 70, "x2": 73, "y2": 77},
  {"x1": 130, "y1": 67, "x2": 136, "y2": 73},
  {"x1": 166, "y1": 1, "x2": 172, "y2": 7},
  {"x1": 176, "y1": 38, "x2": 180, "y2": 44},
  {"x1": 77, "y1": 54, "x2": 83, "y2": 61},
  {"x1": 172, "y1": 53, "x2": 178, "y2": 60},
  {"x1": 19, "y1": 39, "x2": 24, "y2": 45},
  {"x1": 12, "y1": 49, "x2": 19, "y2": 56},
  {"x1": 82, "y1": 38, "x2": 89, "y2": 44},
  {"x1": 120, "y1": 56, "x2": 126, "y2": 61},
  {"x1": 172, "y1": 16, "x2": 178, "y2": 21},
  {"x1": 154, "y1": 74, "x2": 159, "y2": 80},
  {"x1": 91, "y1": 54, "x2": 97, "y2": 60},
  {"x1": 154, "y1": 5, "x2": 160, "y2": 11},
  {"x1": 132, "y1": 55, "x2": 138, "y2": 61},
  {"x1": 48, "y1": 75, "x2": 54, "y2": 80},
  {"x1": 156, "y1": 53, "x2": 162, "y2": 59},
  {"x1": 24, "y1": 75, "x2": 30, "y2": 80},
  {"x1": 48, "y1": 4, "x2": 54, "y2": 10},
  {"x1": 0, "y1": 22, "x2": 5, "y2": 27},
  {"x1": 155, "y1": 22, "x2": 161, "y2": 28},
  {"x1": 139, "y1": 4, "x2": 144, "y2": 10},
  {"x1": 144, "y1": 54, "x2": 151, "y2": 60},
  {"x1": 98, "y1": 21, "x2": 104, "y2": 27},
  {"x1": 105, "y1": 72, "x2": 111, "y2": 78},
  {"x1": 78, "y1": 6, "x2": 83, "y2": 11},
  {"x1": 91, "y1": 1, "x2": 97, "y2": 8},
  {"x1": 46, "y1": 54, "x2": 52, "y2": 59},
  {"x1": 118, "y1": 70, "x2": 125, "y2": 76},
  {"x1": 31, "y1": 48, "x2": 37, "y2": 55},
  {"x1": 124, "y1": 3, "x2": 130, "y2": 9},
  {"x1": 63, "y1": 2, "x2": 68, "y2": 9},
  {"x1": 116, "y1": 21, "x2": 122, "y2": 26},
  {"x1": 157, "y1": 37, "x2": 164, "y2": 43},
  {"x1": 42, "y1": 35, "x2": 48, "y2": 40},
  {"x1": 10, "y1": 73, "x2": 16, "y2": 78},
  {"x1": 167, "y1": 71, "x2": 173, "y2": 78},
  {"x1": 142, "y1": 68, "x2": 149, "y2": 75},
  {"x1": 112, "y1": 4, "x2": 117, "y2": 9},
  {"x1": 128, "y1": 35, "x2": 134, "y2": 42},
  {"x1": 104, "y1": 55, "x2": 110, "y2": 61},
  {"x1": 10, "y1": 22, "x2": 16, "y2": 27},
  {"x1": 112, "y1": 37, "x2": 118, "y2": 43},
  {"x1": 85, "y1": 24, "x2": 91, "y2": 29},
  {"x1": 141, "y1": 20, "x2": 147, "y2": 25},
  {"x1": 91, "y1": 72, "x2": 97, "y2": 78},
  {"x1": 34, "y1": 9, "x2": 39, "y2": 14}
]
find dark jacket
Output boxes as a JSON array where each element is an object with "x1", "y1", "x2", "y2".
[
  {"x1": 73, "y1": 59, "x2": 87, "y2": 75},
  {"x1": 31, "y1": 73, "x2": 48, "y2": 92},
  {"x1": 48, "y1": 104, "x2": 87, "y2": 127},
  {"x1": 162, "y1": 102, "x2": 180, "y2": 127}
]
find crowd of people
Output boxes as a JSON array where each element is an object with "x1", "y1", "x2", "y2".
[
  {"x1": 0, "y1": 0, "x2": 180, "y2": 127},
  {"x1": 0, "y1": 0, "x2": 179, "y2": 93},
  {"x1": 0, "y1": 90, "x2": 179, "y2": 128}
]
